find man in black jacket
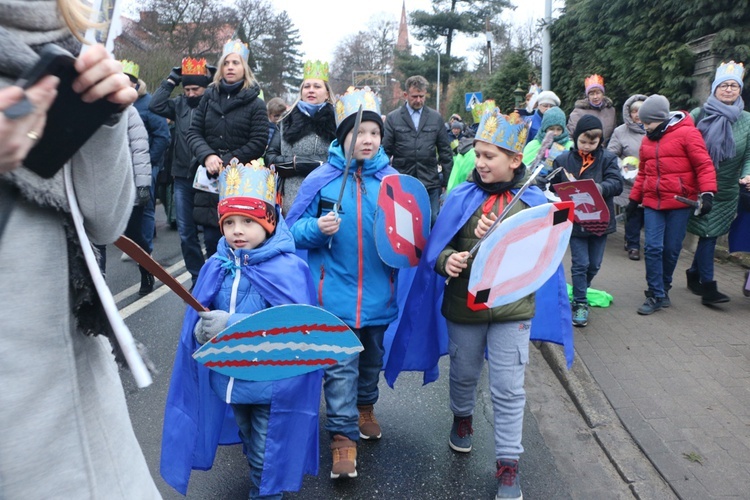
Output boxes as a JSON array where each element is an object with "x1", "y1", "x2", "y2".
[
  {"x1": 150, "y1": 59, "x2": 217, "y2": 287},
  {"x1": 383, "y1": 75, "x2": 453, "y2": 225}
]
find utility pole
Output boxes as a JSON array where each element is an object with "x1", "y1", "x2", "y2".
[
  {"x1": 486, "y1": 18, "x2": 493, "y2": 75},
  {"x1": 436, "y1": 50, "x2": 441, "y2": 113},
  {"x1": 542, "y1": 0, "x2": 552, "y2": 90}
]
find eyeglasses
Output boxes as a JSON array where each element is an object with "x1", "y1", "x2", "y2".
[{"x1": 718, "y1": 83, "x2": 741, "y2": 91}]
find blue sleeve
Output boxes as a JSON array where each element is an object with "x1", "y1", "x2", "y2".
[{"x1": 289, "y1": 191, "x2": 330, "y2": 249}]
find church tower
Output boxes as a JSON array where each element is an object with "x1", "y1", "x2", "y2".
[{"x1": 396, "y1": 0, "x2": 410, "y2": 52}]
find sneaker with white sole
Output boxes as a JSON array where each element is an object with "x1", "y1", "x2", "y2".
[
  {"x1": 449, "y1": 415, "x2": 473, "y2": 453},
  {"x1": 358, "y1": 404, "x2": 382, "y2": 440},
  {"x1": 330, "y1": 435, "x2": 357, "y2": 479},
  {"x1": 496, "y1": 459, "x2": 522, "y2": 500}
]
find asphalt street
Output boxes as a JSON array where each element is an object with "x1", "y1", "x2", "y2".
[{"x1": 110, "y1": 214, "x2": 644, "y2": 499}]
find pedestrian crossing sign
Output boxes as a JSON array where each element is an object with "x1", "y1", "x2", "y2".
[{"x1": 465, "y1": 92, "x2": 483, "y2": 111}]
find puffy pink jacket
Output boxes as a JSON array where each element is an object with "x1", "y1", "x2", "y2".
[{"x1": 630, "y1": 112, "x2": 717, "y2": 210}]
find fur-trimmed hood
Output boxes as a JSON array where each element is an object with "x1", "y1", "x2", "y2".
[
  {"x1": 574, "y1": 96, "x2": 614, "y2": 110},
  {"x1": 281, "y1": 103, "x2": 336, "y2": 146}
]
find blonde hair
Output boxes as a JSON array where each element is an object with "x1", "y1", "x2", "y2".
[
  {"x1": 213, "y1": 52, "x2": 257, "y2": 91},
  {"x1": 279, "y1": 78, "x2": 334, "y2": 121},
  {"x1": 57, "y1": 0, "x2": 100, "y2": 43}
]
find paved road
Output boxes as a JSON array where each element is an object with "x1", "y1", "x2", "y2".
[{"x1": 110, "y1": 214, "x2": 650, "y2": 499}]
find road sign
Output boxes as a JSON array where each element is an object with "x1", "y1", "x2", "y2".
[{"x1": 465, "y1": 92, "x2": 483, "y2": 111}]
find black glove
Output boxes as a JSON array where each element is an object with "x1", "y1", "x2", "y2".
[
  {"x1": 135, "y1": 186, "x2": 151, "y2": 207},
  {"x1": 625, "y1": 200, "x2": 639, "y2": 218},
  {"x1": 699, "y1": 192, "x2": 714, "y2": 216},
  {"x1": 168, "y1": 67, "x2": 182, "y2": 86}
]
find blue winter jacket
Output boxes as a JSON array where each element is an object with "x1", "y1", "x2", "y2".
[{"x1": 289, "y1": 143, "x2": 399, "y2": 329}]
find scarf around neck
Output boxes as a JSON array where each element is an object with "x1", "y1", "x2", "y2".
[
  {"x1": 697, "y1": 94, "x2": 743, "y2": 168},
  {"x1": 296, "y1": 100, "x2": 326, "y2": 117},
  {"x1": 472, "y1": 165, "x2": 525, "y2": 194}
]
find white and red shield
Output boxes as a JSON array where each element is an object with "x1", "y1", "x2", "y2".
[
  {"x1": 467, "y1": 201, "x2": 574, "y2": 311},
  {"x1": 374, "y1": 174, "x2": 431, "y2": 268},
  {"x1": 553, "y1": 178, "x2": 610, "y2": 236}
]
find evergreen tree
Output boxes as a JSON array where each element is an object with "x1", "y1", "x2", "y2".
[
  {"x1": 254, "y1": 11, "x2": 304, "y2": 99},
  {"x1": 482, "y1": 48, "x2": 535, "y2": 114}
]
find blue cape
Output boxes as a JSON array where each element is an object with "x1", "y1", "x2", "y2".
[
  {"x1": 286, "y1": 143, "x2": 397, "y2": 226},
  {"x1": 160, "y1": 220, "x2": 322, "y2": 496},
  {"x1": 384, "y1": 181, "x2": 575, "y2": 387}
]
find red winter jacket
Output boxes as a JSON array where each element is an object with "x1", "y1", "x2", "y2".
[{"x1": 630, "y1": 112, "x2": 717, "y2": 210}]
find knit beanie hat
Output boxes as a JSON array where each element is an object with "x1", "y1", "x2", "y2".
[
  {"x1": 536, "y1": 90, "x2": 561, "y2": 107},
  {"x1": 638, "y1": 94, "x2": 670, "y2": 124},
  {"x1": 710, "y1": 61, "x2": 745, "y2": 95},
  {"x1": 336, "y1": 111, "x2": 383, "y2": 150},
  {"x1": 540, "y1": 106, "x2": 566, "y2": 132},
  {"x1": 572, "y1": 115, "x2": 603, "y2": 144}
]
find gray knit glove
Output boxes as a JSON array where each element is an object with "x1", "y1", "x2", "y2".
[{"x1": 194, "y1": 310, "x2": 231, "y2": 344}]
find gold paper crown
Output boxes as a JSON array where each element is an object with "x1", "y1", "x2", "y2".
[
  {"x1": 303, "y1": 60, "x2": 329, "y2": 82},
  {"x1": 120, "y1": 60, "x2": 139, "y2": 79},
  {"x1": 471, "y1": 99, "x2": 496, "y2": 123},
  {"x1": 584, "y1": 74, "x2": 605, "y2": 92},
  {"x1": 181, "y1": 57, "x2": 207, "y2": 76},
  {"x1": 222, "y1": 39, "x2": 250, "y2": 61},
  {"x1": 218, "y1": 158, "x2": 277, "y2": 233},
  {"x1": 334, "y1": 86, "x2": 381, "y2": 127},
  {"x1": 475, "y1": 109, "x2": 528, "y2": 154}
]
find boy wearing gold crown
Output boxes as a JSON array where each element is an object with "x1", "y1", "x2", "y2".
[
  {"x1": 286, "y1": 88, "x2": 399, "y2": 479},
  {"x1": 385, "y1": 109, "x2": 574, "y2": 500},
  {"x1": 151, "y1": 57, "x2": 218, "y2": 286},
  {"x1": 567, "y1": 74, "x2": 616, "y2": 146},
  {"x1": 161, "y1": 160, "x2": 322, "y2": 499}
]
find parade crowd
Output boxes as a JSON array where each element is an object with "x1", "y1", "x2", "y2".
[{"x1": 1, "y1": 1, "x2": 749, "y2": 499}]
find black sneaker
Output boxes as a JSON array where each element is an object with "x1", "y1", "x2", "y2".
[
  {"x1": 637, "y1": 295, "x2": 663, "y2": 315},
  {"x1": 449, "y1": 415, "x2": 473, "y2": 453},
  {"x1": 496, "y1": 459, "x2": 522, "y2": 500}
]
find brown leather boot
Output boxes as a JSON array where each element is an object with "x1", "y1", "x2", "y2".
[
  {"x1": 357, "y1": 404, "x2": 382, "y2": 440},
  {"x1": 330, "y1": 435, "x2": 357, "y2": 479}
]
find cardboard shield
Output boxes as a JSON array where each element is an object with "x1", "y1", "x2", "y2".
[
  {"x1": 553, "y1": 178, "x2": 610, "y2": 236},
  {"x1": 467, "y1": 201, "x2": 574, "y2": 310},
  {"x1": 374, "y1": 174, "x2": 431, "y2": 268},
  {"x1": 193, "y1": 305, "x2": 363, "y2": 381}
]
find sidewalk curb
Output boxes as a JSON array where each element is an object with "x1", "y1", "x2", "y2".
[{"x1": 538, "y1": 342, "x2": 677, "y2": 500}]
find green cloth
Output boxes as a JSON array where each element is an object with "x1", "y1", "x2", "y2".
[
  {"x1": 687, "y1": 108, "x2": 750, "y2": 238},
  {"x1": 566, "y1": 283, "x2": 613, "y2": 307},
  {"x1": 446, "y1": 148, "x2": 476, "y2": 193}
]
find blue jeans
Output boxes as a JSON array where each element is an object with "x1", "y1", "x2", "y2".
[
  {"x1": 447, "y1": 320, "x2": 530, "y2": 460},
  {"x1": 569, "y1": 234, "x2": 608, "y2": 304},
  {"x1": 231, "y1": 404, "x2": 281, "y2": 500},
  {"x1": 689, "y1": 236, "x2": 718, "y2": 283},
  {"x1": 625, "y1": 207, "x2": 644, "y2": 250},
  {"x1": 643, "y1": 207, "x2": 692, "y2": 297},
  {"x1": 141, "y1": 166, "x2": 159, "y2": 253},
  {"x1": 174, "y1": 177, "x2": 206, "y2": 281},
  {"x1": 323, "y1": 324, "x2": 387, "y2": 441},
  {"x1": 428, "y1": 187, "x2": 441, "y2": 226}
]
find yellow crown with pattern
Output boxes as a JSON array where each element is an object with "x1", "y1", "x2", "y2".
[
  {"x1": 584, "y1": 74, "x2": 605, "y2": 93},
  {"x1": 218, "y1": 158, "x2": 277, "y2": 233},
  {"x1": 471, "y1": 99, "x2": 496, "y2": 123},
  {"x1": 181, "y1": 57, "x2": 207, "y2": 76},
  {"x1": 120, "y1": 60, "x2": 139, "y2": 79},
  {"x1": 475, "y1": 109, "x2": 528, "y2": 154},
  {"x1": 303, "y1": 60, "x2": 329, "y2": 82},
  {"x1": 334, "y1": 86, "x2": 381, "y2": 127},
  {"x1": 222, "y1": 39, "x2": 250, "y2": 61}
]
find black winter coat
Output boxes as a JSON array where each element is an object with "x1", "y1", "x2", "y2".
[
  {"x1": 187, "y1": 82, "x2": 269, "y2": 227},
  {"x1": 383, "y1": 104, "x2": 453, "y2": 190},
  {"x1": 149, "y1": 80, "x2": 201, "y2": 179},
  {"x1": 550, "y1": 147, "x2": 624, "y2": 237}
]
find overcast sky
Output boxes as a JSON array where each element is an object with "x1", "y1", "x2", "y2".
[{"x1": 272, "y1": 0, "x2": 550, "y2": 62}]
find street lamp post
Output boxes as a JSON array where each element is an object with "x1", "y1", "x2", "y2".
[{"x1": 436, "y1": 50, "x2": 441, "y2": 113}]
